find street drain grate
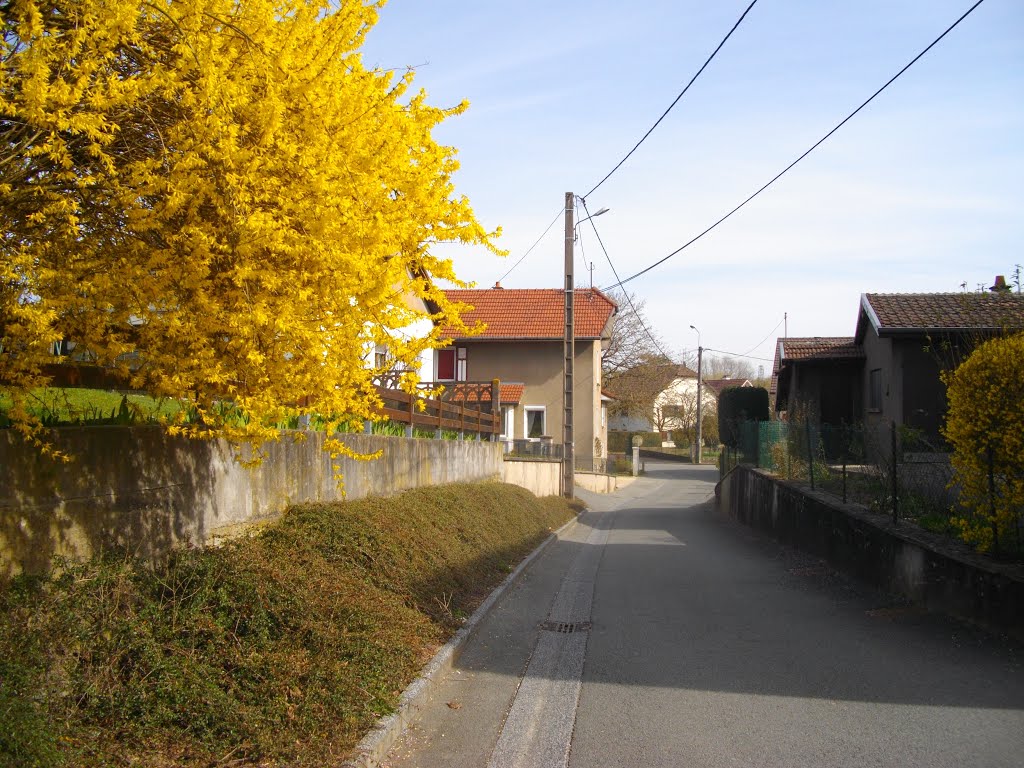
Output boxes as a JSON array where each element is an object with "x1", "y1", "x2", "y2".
[
  {"x1": 539, "y1": 620, "x2": 592, "y2": 634},
  {"x1": 788, "y1": 566, "x2": 828, "y2": 577}
]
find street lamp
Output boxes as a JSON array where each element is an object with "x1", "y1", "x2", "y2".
[
  {"x1": 573, "y1": 206, "x2": 610, "y2": 242},
  {"x1": 690, "y1": 325, "x2": 703, "y2": 465}
]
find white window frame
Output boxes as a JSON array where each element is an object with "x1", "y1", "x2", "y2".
[
  {"x1": 502, "y1": 405, "x2": 515, "y2": 440},
  {"x1": 456, "y1": 346, "x2": 467, "y2": 382},
  {"x1": 436, "y1": 348, "x2": 456, "y2": 381},
  {"x1": 524, "y1": 406, "x2": 546, "y2": 441}
]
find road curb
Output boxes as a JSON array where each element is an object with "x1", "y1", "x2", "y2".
[{"x1": 341, "y1": 513, "x2": 581, "y2": 767}]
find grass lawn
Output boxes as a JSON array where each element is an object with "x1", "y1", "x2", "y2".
[
  {"x1": 0, "y1": 482, "x2": 580, "y2": 767},
  {"x1": 0, "y1": 387, "x2": 181, "y2": 426}
]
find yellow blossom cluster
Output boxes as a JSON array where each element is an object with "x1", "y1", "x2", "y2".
[
  {"x1": 942, "y1": 332, "x2": 1024, "y2": 552},
  {"x1": 1, "y1": 0, "x2": 501, "y2": 461}
]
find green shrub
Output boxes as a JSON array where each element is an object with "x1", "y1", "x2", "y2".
[
  {"x1": 718, "y1": 387, "x2": 769, "y2": 447},
  {"x1": 0, "y1": 484, "x2": 578, "y2": 767}
]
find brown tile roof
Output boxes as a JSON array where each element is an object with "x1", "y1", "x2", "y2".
[
  {"x1": 441, "y1": 288, "x2": 617, "y2": 340},
  {"x1": 859, "y1": 292, "x2": 1024, "y2": 338},
  {"x1": 771, "y1": 337, "x2": 862, "y2": 398},
  {"x1": 778, "y1": 337, "x2": 862, "y2": 362},
  {"x1": 444, "y1": 382, "x2": 524, "y2": 405}
]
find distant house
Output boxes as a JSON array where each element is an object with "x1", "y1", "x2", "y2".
[
  {"x1": 608, "y1": 363, "x2": 719, "y2": 442},
  {"x1": 771, "y1": 337, "x2": 864, "y2": 426},
  {"x1": 703, "y1": 377, "x2": 752, "y2": 399},
  {"x1": 437, "y1": 287, "x2": 617, "y2": 467},
  {"x1": 855, "y1": 291, "x2": 1024, "y2": 442}
]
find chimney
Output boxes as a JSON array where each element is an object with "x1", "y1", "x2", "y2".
[
  {"x1": 493, "y1": 281, "x2": 503, "y2": 289},
  {"x1": 990, "y1": 275, "x2": 1010, "y2": 293}
]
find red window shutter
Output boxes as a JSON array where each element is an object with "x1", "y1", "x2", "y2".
[{"x1": 437, "y1": 349, "x2": 455, "y2": 380}]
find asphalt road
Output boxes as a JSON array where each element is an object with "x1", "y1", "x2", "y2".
[{"x1": 383, "y1": 461, "x2": 1024, "y2": 768}]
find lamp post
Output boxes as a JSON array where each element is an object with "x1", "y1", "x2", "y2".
[{"x1": 690, "y1": 324, "x2": 703, "y2": 465}]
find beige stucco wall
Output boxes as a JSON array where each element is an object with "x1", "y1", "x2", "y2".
[{"x1": 454, "y1": 339, "x2": 605, "y2": 462}]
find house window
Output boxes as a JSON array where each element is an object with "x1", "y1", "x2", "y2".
[
  {"x1": 524, "y1": 407, "x2": 545, "y2": 440},
  {"x1": 436, "y1": 347, "x2": 467, "y2": 382},
  {"x1": 869, "y1": 368, "x2": 882, "y2": 411},
  {"x1": 374, "y1": 345, "x2": 388, "y2": 370},
  {"x1": 437, "y1": 349, "x2": 455, "y2": 381}
]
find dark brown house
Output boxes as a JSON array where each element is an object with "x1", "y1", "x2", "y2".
[
  {"x1": 771, "y1": 337, "x2": 864, "y2": 426},
  {"x1": 771, "y1": 288, "x2": 1024, "y2": 445},
  {"x1": 855, "y1": 291, "x2": 1024, "y2": 443}
]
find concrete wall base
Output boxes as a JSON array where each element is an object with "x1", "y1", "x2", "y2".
[
  {"x1": 717, "y1": 465, "x2": 1024, "y2": 640},
  {"x1": 0, "y1": 427, "x2": 504, "y2": 578}
]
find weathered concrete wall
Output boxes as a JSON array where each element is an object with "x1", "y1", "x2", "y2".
[
  {"x1": 0, "y1": 427, "x2": 503, "y2": 577},
  {"x1": 501, "y1": 458, "x2": 560, "y2": 498},
  {"x1": 574, "y1": 471, "x2": 628, "y2": 494},
  {"x1": 717, "y1": 465, "x2": 1024, "y2": 639}
]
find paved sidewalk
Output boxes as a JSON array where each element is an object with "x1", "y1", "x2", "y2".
[{"x1": 383, "y1": 461, "x2": 1024, "y2": 768}]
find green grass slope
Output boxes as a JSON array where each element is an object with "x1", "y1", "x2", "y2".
[{"x1": 0, "y1": 482, "x2": 579, "y2": 767}]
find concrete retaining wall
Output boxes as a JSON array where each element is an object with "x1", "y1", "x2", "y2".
[
  {"x1": 717, "y1": 465, "x2": 1024, "y2": 639},
  {"x1": 501, "y1": 459, "x2": 560, "y2": 498},
  {"x1": 574, "y1": 471, "x2": 632, "y2": 494},
  {"x1": 0, "y1": 427, "x2": 506, "y2": 577}
]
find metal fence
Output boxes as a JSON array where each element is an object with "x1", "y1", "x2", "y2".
[{"x1": 719, "y1": 420, "x2": 1023, "y2": 558}]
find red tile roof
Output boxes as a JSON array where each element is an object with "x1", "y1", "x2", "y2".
[
  {"x1": 704, "y1": 378, "x2": 751, "y2": 397},
  {"x1": 441, "y1": 288, "x2": 617, "y2": 340},
  {"x1": 444, "y1": 382, "x2": 524, "y2": 405},
  {"x1": 859, "y1": 292, "x2": 1024, "y2": 338}
]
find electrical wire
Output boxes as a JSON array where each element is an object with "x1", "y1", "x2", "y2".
[
  {"x1": 496, "y1": 207, "x2": 564, "y2": 284},
  {"x1": 579, "y1": 198, "x2": 672, "y2": 362},
  {"x1": 583, "y1": 0, "x2": 759, "y2": 200},
  {"x1": 741, "y1": 316, "x2": 786, "y2": 357},
  {"x1": 603, "y1": 0, "x2": 987, "y2": 292},
  {"x1": 704, "y1": 347, "x2": 775, "y2": 363}
]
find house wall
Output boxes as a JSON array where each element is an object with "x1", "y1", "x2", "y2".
[
  {"x1": 455, "y1": 339, "x2": 602, "y2": 461},
  {"x1": 861, "y1": 327, "x2": 898, "y2": 430},
  {"x1": 899, "y1": 339, "x2": 950, "y2": 444},
  {"x1": 786, "y1": 362, "x2": 862, "y2": 426},
  {"x1": 862, "y1": 329, "x2": 954, "y2": 445}
]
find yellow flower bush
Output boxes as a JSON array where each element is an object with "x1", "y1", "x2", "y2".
[
  {"x1": 942, "y1": 332, "x2": 1024, "y2": 552},
  {"x1": 1, "y1": 0, "x2": 501, "y2": 461}
]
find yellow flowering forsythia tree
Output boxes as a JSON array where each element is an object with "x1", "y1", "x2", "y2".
[
  {"x1": 1, "y1": 0, "x2": 500, "y2": 462},
  {"x1": 942, "y1": 332, "x2": 1024, "y2": 552}
]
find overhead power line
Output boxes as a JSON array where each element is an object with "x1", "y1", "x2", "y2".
[
  {"x1": 741, "y1": 316, "x2": 786, "y2": 357},
  {"x1": 578, "y1": 198, "x2": 671, "y2": 362},
  {"x1": 604, "y1": 0, "x2": 987, "y2": 292},
  {"x1": 583, "y1": 0, "x2": 759, "y2": 200},
  {"x1": 496, "y1": 207, "x2": 564, "y2": 284},
  {"x1": 703, "y1": 347, "x2": 774, "y2": 363}
]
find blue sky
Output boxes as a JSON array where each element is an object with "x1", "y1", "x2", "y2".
[{"x1": 360, "y1": 0, "x2": 1023, "y2": 370}]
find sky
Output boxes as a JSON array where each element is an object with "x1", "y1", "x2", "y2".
[{"x1": 359, "y1": 0, "x2": 1024, "y2": 373}]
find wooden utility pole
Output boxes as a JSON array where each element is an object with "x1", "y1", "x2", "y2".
[{"x1": 563, "y1": 192, "x2": 575, "y2": 499}]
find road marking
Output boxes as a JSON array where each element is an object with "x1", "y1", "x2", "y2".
[{"x1": 486, "y1": 514, "x2": 610, "y2": 768}]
